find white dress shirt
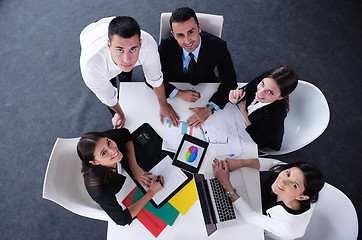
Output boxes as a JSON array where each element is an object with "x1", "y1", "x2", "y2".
[
  {"x1": 233, "y1": 158, "x2": 314, "y2": 240},
  {"x1": 80, "y1": 16, "x2": 163, "y2": 106}
]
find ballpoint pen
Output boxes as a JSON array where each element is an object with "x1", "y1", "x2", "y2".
[
  {"x1": 155, "y1": 175, "x2": 163, "y2": 187},
  {"x1": 236, "y1": 84, "x2": 248, "y2": 104}
]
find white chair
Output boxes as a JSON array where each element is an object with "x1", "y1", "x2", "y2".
[
  {"x1": 159, "y1": 12, "x2": 224, "y2": 43},
  {"x1": 259, "y1": 80, "x2": 330, "y2": 155},
  {"x1": 297, "y1": 183, "x2": 359, "y2": 240},
  {"x1": 42, "y1": 138, "x2": 110, "y2": 221}
]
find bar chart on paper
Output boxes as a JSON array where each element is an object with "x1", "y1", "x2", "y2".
[
  {"x1": 162, "y1": 111, "x2": 198, "y2": 153},
  {"x1": 166, "y1": 119, "x2": 194, "y2": 136}
]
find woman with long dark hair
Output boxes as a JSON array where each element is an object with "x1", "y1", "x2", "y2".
[
  {"x1": 213, "y1": 157, "x2": 324, "y2": 240},
  {"x1": 77, "y1": 128, "x2": 164, "y2": 226},
  {"x1": 229, "y1": 65, "x2": 298, "y2": 150}
]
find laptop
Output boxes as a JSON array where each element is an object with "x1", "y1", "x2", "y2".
[{"x1": 194, "y1": 171, "x2": 249, "y2": 236}]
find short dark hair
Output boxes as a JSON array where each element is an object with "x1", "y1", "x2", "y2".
[
  {"x1": 108, "y1": 16, "x2": 141, "y2": 42},
  {"x1": 169, "y1": 7, "x2": 199, "y2": 30},
  {"x1": 269, "y1": 162, "x2": 325, "y2": 207}
]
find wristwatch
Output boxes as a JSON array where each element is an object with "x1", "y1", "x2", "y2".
[
  {"x1": 206, "y1": 103, "x2": 215, "y2": 114},
  {"x1": 225, "y1": 188, "x2": 237, "y2": 198}
]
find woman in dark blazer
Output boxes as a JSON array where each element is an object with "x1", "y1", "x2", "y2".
[
  {"x1": 229, "y1": 66, "x2": 298, "y2": 150},
  {"x1": 77, "y1": 128, "x2": 164, "y2": 226}
]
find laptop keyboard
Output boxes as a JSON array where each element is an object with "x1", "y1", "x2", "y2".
[{"x1": 209, "y1": 178, "x2": 236, "y2": 222}]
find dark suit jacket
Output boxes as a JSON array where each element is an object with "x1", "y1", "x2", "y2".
[
  {"x1": 84, "y1": 128, "x2": 133, "y2": 226},
  {"x1": 243, "y1": 75, "x2": 287, "y2": 151},
  {"x1": 159, "y1": 31, "x2": 237, "y2": 108}
]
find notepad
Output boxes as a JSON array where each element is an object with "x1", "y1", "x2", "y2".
[
  {"x1": 142, "y1": 155, "x2": 188, "y2": 205},
  {"x1": 132, "y1": 188, "x2": 180, "y2": 226}
]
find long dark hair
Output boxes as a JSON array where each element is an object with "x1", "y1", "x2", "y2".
[
  {"x1": 269, "y1": 162, "x2": 325, "y2": 207},
  {"x1": 77, "y1": 132, "x2": 115, "y2": 187},
  {"x1": 263, "y1": 65, "x2": 298, "y2": 112}
]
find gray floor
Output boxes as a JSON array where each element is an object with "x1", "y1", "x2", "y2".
[{"x1": 0, "y1": 0, "x2": 361, "y2": 239}]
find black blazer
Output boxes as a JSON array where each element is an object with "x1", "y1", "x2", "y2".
[
  {"x1": 243, "y1": 75, "x2": 287, "y2": 151},
  {"x1": 159, "y1": 31, "x2": 237, "y2": 108},
  {"x1": 84, "y1": 129, "x2": 133, "y2": 226}
]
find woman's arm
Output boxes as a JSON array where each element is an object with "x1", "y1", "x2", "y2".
[
  {"x1": 224, "y1": 157, "x2": 283, "y2": 172},
  {"x1": 125, "y1": 140, "x2": 152, "y2": 187},
  {"x1": 128, "y1": 175, "x2": 164, "y2": 218},
  {"x1": 212, "y1": 159, "x2": 298, "y2": 239},
  {"x1": 224, "y1": 158, "x2": 260, "y2": 172}
]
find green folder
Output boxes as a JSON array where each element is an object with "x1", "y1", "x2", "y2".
[{"x1": 132, "y1": 188, "x2": 180, "y2": 226}]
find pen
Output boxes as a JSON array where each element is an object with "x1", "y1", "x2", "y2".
[
  {"x1": 236, "y1": 84, "x2": 248, "y2": 104},
  {"x1": 192, "y1": 88, "x2": 201, "y2": 98},
  {"x1": 199, "y1": 125, "x2": 208, "y2": 142},
  {"x1": 155, "y1": 175, "x2": 163, "y2": 187}
]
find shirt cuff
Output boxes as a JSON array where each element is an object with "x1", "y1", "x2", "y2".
[
  {"x1": 208, "y1": 102, "x2": 220, "y2": 111},
  {"x1": 169, "y1": 88, "x2": 179, "y2": 99}
]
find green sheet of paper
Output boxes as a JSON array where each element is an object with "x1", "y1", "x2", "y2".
[{"x1": 132, "y1": 188, "x2": 179, "y2": 226}]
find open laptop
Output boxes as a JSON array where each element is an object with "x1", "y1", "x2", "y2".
[{"x1": 194, "y1": 171, "x2": 249, "y2": 236}]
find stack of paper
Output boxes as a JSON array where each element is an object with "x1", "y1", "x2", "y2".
[{"x1": 122, "y1": 179, "x2": 198, "y2": 237}]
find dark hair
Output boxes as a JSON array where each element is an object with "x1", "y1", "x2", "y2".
[
  {"x1": 169, "y1": 7, "x2": 199, "y2": 30},
  {"x1": 108, "y1": 16, "x2": 141, "y2": 43},
  {"x1": 269, "y1": 162, "x2": 325, "y2": 207},
  {"x1": 77, "y1": 132, "x2": 114, "y2": 187},
  {"x1": 263, "y1": 65, "x2": 298, "y2": 112}
]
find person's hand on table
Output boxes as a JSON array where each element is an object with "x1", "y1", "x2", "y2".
[
  {"x1": 176, "y1": 89, "x2": 201, "y2": 102},
  {"x1": 229, "y1": 89, "x2": 246, "y2": 104},
  {"x1": 159, "y1": 102, "x2": 180, "y2": 126},
  {"x1": 212, "y1": 159, "x2": 231, "y2": 187},
  {"x1": 224, "y1": 158, "x2": 240, "y2": 172},
  {"x1": 112, "y1": 112, "x2": 125, "y2": 129},
  {"x1": 187, "y1": 107, "x2": 211, "y2": 128},
  {"x1": 131, "y1": 165, "x2": 152, "y2": 187},
  {"x1": 149, "y1": 175, "x2": 164, "y2": 195}
]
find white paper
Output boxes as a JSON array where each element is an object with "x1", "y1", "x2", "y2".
[
  {"x1": 143, "y1": 155, "x2": 188, "y2": 205},
  {"x1": 202, "y1": 103, "x2": 257, "y2": 157},
  {"x1": 162, "y1": 111, "x2": 196, "y2": 152}
]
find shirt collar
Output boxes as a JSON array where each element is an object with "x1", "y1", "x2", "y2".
[{"x1": 182, "y1": 37, "x2": 202, "y2": 62}]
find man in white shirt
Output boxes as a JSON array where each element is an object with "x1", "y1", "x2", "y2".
[{"x1": 80, "y1": 16, "x2": 179, "y2": 128}]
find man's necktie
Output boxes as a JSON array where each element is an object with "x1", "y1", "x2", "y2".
[{"x1": 187, "y1": 53, "x2": 197, "y2": 84}]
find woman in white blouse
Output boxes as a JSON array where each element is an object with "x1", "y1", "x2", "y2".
[{"x1": 212, "y1": 158, "x2": 324, "y2": 240}]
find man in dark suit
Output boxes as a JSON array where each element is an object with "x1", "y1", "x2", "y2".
[{"x1": 158, "y1": 7, "x2": 238, "y2": 127}]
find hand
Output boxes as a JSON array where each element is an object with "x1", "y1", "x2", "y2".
[
  {"x1": 131, "y1": 165, "x2": 152, "y2": 187},
  {"x1": 187, "y1": 107, "x2": 211, "y2": 128},
  {"x1": 176, "y1": 89, "x2": 201, "y2": 102},
  {"x1": 159, "y1": 102, "x2": 180, "y2": 126},
  {"x1": 149, "y1": 175, "x2": 164, "y2": 195},
  {"x1": 224, "y1": 158, "x2": 240, "y2": 172},
  {"x1": 112, "y1": 112, "x2": 125, "y2": 129},
  {"x1": 229, "y1": 89, "x2": 246, "y2": 104},
  {"x1": 212, "y1": 159, "x2": 231, "y2": 187}
]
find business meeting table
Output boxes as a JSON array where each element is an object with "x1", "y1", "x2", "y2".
[{"x1": 106, "y1": 82, "x2": 264, "y2": 240}]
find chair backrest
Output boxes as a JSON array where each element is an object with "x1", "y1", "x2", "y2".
[
  {"x1": 159, "y1": 12, "x2": 224, "y2": 43},
  {"x1": 42, "y1": 138, "x2": 109, "y2": 221},
  {"x1": 259, "y1": 80, "x2": 330, "y2": 155},
  {"x1": 297, "y1": 183, "x2": 359, "y2": 240}
]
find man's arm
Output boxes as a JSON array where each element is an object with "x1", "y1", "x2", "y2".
[
  {"x1": 209, "y1": 40, "x2": 238, "y2": 109},
  {"x1": 109, "y1": 102, "x2": 126, "y2": 129},
  {"x1": 153, "y1": 82, "x2": 180, "y2": 126}
]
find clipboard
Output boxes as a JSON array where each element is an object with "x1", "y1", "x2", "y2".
[{"x1": 130, "y1": 123, "x2": 193, "y2": 208}]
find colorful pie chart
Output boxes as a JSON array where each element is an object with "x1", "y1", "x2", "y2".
[{"x1": 186, "y1": 146, "x2": 198, "y2": 163}]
